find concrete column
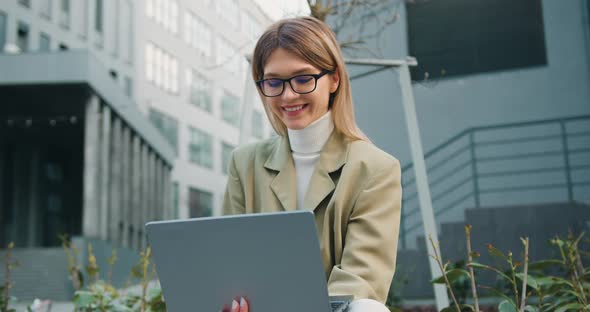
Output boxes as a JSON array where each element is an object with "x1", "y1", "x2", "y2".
[
  {"x1": 155, "y1": 159, "x2": 163, "y2": 221},
  {"x1": 120, "y1": 126, "x2": 130, "y2": 248},
  {"x1": 109, "y1": 117, "x2": 122, "y2": 245},
  {"x1": 83, "y1": 95, "x2": 101, "y2": 238},
  {"x1": 139, "y1": 143, "x2": 149, "y2": 249},
  {"x1": 100, "y1": 106, "x2": 111, "y2": 241},
  {"x1": 149, "y1": 152, "x2": 157, "y2": 223},
  {"x1": 162, "y1": 167, "x2": 171, "y2": 220},
  {"x1": 131, "y1": 135, "x2": 141, "y2": 250}
]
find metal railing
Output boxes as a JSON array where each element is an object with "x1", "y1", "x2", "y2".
[{"x1": 400, "y1": 115, "x2": 590, "y2": 249}]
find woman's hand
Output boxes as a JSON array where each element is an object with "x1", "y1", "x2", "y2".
[{"x1": 222, "y1": 297, "x2": 249, "y2": 312}]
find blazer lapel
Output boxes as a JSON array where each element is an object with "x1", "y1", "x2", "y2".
[
  {"x1": 303, "y1": 131, "x2": 349, "y2": 211},
  {"x1": 264, "y1": 136, "x2": 297, "y2": 211}
]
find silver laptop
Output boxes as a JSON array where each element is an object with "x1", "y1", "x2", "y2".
[{"x1": 145, "y1": 210, "x2": 352, "y2": 312}]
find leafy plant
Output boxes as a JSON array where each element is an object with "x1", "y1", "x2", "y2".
[
  {"x1": 70, "y1": 243, "x2": 165, "y2": 312},
  {"x1": 60, "y1": 234, "x2": 83, "y2": 291},
  {"x1": 430, "y1": 227, "x2": 590, "y2": 312}
]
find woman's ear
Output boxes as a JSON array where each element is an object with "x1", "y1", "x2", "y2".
[{"x1": 329, "y1": 70, "x2": 340, "y2": 93}]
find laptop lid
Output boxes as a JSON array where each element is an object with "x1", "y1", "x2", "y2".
[{"x1": 146, "y1": 210, "x2": 333, "y2": 312}]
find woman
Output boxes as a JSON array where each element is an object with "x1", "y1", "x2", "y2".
[{"x1": 222, "y1": 16, "x2": 402, "y2": 312}]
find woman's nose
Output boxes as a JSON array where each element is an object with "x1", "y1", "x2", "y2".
[{"x1": 281, "y1": 82, "x2": 299, "y2": 100}]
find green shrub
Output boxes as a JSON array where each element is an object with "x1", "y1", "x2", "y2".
[{"x1": 430, "y1": 227, "x2": 590, "y2": 312}]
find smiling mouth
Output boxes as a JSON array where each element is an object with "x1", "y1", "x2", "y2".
[{"x1": 283, "y1": 104, "x2": 308, "y2": 112}]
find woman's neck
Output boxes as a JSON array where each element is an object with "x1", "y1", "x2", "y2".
[{"x1": 287, "y1": 111, "x2": 334, "y2": 154}]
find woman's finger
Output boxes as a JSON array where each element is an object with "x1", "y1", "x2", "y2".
[
  {"x1": 239, "y1": 297, "x2": 249, "y2": 312},
  {"x1": 230, "y1": 299, "x2": 240, "y2": 312}
]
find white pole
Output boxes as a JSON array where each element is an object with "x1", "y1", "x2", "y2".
[{"x1": 397, "y1": 64, "x2": 450, "y2": 310}]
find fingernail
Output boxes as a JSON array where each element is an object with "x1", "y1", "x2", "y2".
[
  {"x1": 232, "y1": 299, "x2": 238, "y2": 311},
  {"x1": 240, "y1": 297, "x2": 247, "y2": 308}
]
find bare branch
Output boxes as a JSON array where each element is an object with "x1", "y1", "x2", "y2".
[
  {"x1": 519, "y1": 237, "x2": 529, "y2": 312},
  {"x1": 465, "y1": 225, "x2": 480, "y2": 312}
]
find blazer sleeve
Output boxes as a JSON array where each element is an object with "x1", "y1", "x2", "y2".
[
  {"x1": 222, "y1": 151, "x2": 246, "y2": 215},
  {"x1": 327, "y1": 158, "x2": 402, "y2": 303}
]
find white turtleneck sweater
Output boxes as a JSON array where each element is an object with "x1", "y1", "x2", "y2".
[
  {"x1": 287, "y1": 111, "x2": 334, "y2": 211},
  {"x1": 287, "y1": 111, "x2": 390, "y2": 312}
]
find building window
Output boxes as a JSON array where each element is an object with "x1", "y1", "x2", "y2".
[
  {"x1": 184, "y1": 12, "x2": 211, "y2": 58},
  {"x1": 39, "y1": 33, "x2": 51, "y2": 51},
  {"x1": 0, "y1": 11, "x2": 6, "y2": 52},
  {"x1": 146, "y1": 0, "x2": 179, "y2": 35},
  {"x1": 40, "y1": 0, "x2": 52, "y2": 19},
  {"x1": 149, "y1": 108, "x2": 179, "y2": 154},
  {"x1": 145, "y1": 42, "x2": 179, "y2": 94},
  {"x1": 187, "y1": 69, "x2": 212, "y2": 112},
  {"x1": 188, "y1": 187, "x2": 213, "y2": 218},
  {"x1": 188, "y1": 127, "x2": 213, "y2": 168},
  {"x1": 77, "y1": 0, "x2": 88, "y2": 39},
  {"x1": 251, "y1": 111, "x2": 263, "y2": 139},
  {"x1": 221, "y1": 142, "x2": 235, "y2": 175},
  {"x1": 95, "y1": 0, "x2": 104, "y2": 46},
  {"x1": 95, "y1": 0, "x2": 103, "y2": 32},
  {"x1": 18, "y1": 0, "x2": 31, "y2": 8},
  {"x1": 221, "y1": 92, "x2": 240, "y2": 127},
  {"x1": 17, "y1": 22, "x2": 30, "y2": 53},
  {"x1": 60, "y1": 0, "x2": 70, "y2": 29},
  {"x1": 406, "y1": 0, "x2": 547, "y2": 80}
]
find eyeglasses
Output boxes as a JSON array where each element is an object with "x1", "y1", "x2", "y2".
[{"x1": 256, "y1": 70, "x2": 332, "y2": 97}]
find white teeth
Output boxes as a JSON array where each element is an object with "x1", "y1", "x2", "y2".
[{"x1": 284, "y1": 105, "x2": 304, "y2": 112}]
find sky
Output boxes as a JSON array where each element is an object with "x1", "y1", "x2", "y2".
[{"x1": 253, "y1": 0, "x2": 311, "y2": 20}]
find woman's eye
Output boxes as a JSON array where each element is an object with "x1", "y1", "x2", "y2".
[
  {"x1": 266, "y1": 80, "x2": 282, "y2": 88},
  {"x1": 294, "y1": 76, "x2": 313, "y2": 84}
]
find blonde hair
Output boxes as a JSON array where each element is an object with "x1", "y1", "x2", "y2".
[{"x1": 251, "y1": 16, "x2": 369, "y2": 142}]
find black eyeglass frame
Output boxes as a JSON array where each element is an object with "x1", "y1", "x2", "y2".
[{"x1": 255, "y1": 69, "x2": 333, "y2": 97}]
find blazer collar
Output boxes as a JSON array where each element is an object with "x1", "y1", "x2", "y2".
[{"x1": 264, "y1": 130, "x2": 349, "y2": 211}]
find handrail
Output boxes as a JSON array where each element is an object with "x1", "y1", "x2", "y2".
[{"x1": 399, "y1": 115, "x2": 590, "y2": 249}]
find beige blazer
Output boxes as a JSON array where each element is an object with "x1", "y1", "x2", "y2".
[{"x1": 222, "y1": 130, "x2": 402, "y2": 303}]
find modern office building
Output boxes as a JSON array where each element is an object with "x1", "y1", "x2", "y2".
[
  {"x1": 135, "y1": 0, "x2": 275, "y2": 220},
  {"x1": 0, "y1": 0, "x2": 278, "y2": 301},
  {"x1": 328, "y1": 0, "x2": 590, "y2": 300}
]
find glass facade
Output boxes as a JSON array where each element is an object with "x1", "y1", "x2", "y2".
[
  {"x1": 149, "y1": 108, "x2": 179, "y2": 154},
  {"x1": 184, "y1": 12, "x2": 211, "y2": 58},
  {"x1": 145, "y1": 42, "x2": 179, "y2": 94},
  {"x1": 188, "y1": 127, "x2": 213, "y2": 168},
  {"x1": 188, "y1": 187, "x2": 213, "y2": 218},
  {"x1": 146, "y1": 0, "x2": 179, "y2": 35},
  {"x1": 187, "y1": 69, "x2": 212, "y2": 112},
  {"x1": 221, "y1": 92, "x2": 240, "y2": 127}
]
